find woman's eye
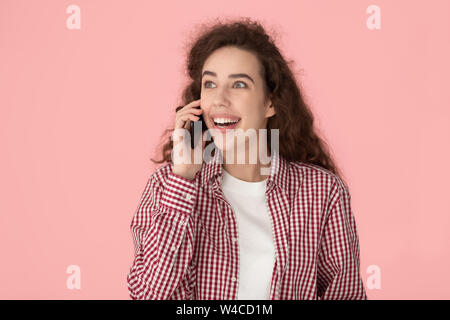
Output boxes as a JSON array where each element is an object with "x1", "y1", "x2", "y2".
[
  {"x1": 233, "y1": 81, "x2": 247, "y2": 88},
  {"x1": 204, "y1": 81, "x2": 215, "y2": 88},
  {"x1": 203, "y1": 81, "x2": 247, "y2": 89}
]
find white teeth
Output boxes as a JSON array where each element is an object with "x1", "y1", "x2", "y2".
[{"x1": 213, "y1": 118, "x2": 239, "y2": 124}]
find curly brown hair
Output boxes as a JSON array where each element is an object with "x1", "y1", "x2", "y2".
[{"x1": 150, "y1": 17, "x2": 346, "y2": 185}]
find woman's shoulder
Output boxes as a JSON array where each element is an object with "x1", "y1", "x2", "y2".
[
  {"x1": 148, "y1": 162, "x2": 174, "y2": 184},
  {"x1": 288, "y1": 161, "x2": 349, "y2": 194}
]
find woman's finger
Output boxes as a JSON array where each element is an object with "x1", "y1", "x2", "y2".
[
  {"x1": 177, "y1": 107, "x2": 202, "y2": 119},
  {"x1": 176, "y1": 114, "x2": 200, "y2": 130},
  {"x1": 176, "y1": 99, "x2": 201, "y2": 113}
]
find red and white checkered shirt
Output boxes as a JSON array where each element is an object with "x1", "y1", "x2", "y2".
[{"x1": 127, "y1": 149, "x2": 367, "y2": 300}]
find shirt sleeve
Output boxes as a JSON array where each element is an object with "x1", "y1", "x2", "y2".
[
  {"x1": 316, "y1": 178, "x2": 367, "y2": 300},
  {"x1": 127, "y1": 165, "x2": 198, "y2": 300}
]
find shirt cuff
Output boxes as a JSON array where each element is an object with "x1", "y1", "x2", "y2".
[{"x1": 160, "y1": 167, "x2": 197, "y2": 216}]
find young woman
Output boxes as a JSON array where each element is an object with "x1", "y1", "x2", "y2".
[{"x1": 127, "y1": 18, "x2": 367, "y2": 300}]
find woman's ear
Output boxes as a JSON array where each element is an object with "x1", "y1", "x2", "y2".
[{"x1": 264, "y1": 95, "x2": 275, "y2": 118}]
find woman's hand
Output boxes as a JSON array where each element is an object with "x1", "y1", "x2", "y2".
[{"x1": 172, "y1": 99, "x2": 206, "y2": 180}]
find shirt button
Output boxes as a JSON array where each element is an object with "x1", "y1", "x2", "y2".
[
  {"x1": 171, "y1": 245, "x2": 176, "y2": 251},
  {"x1": 185, "y1": 194, "x2": 192, "y2": 201},
  {"x1": 232, "y1": 237, "x2": 237, "y2": 243},
  {"x1": 231, "y1": 277, "x2": 237, "y2": 282}
]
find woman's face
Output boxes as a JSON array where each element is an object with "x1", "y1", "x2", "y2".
[{"x1": 200, "y1": 46, "x2": 275, "y2": 152}]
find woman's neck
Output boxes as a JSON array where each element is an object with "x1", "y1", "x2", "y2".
[
  {"x1": 221, "y1": 147, "x2": 271, "y2": 182},
  {"x1": 222, "y1": 162, "x2": 270, "y2": 182}
]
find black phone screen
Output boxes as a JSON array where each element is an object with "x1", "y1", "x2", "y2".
[{"x1": 189, "y1": 111, "x2": 206, "y2": 149}]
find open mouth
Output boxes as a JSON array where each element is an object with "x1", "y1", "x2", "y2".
[{"x1": 212, "y1": 118, "x2": 241, "y2": 128}]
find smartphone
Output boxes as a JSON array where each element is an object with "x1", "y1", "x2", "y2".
[{"x1": 189, "y1": 107, "x2": 207, "y2": 149}]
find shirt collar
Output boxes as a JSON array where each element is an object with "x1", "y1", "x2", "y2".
[{"x1": 199, "y1": 147, "x2": 290, "y2": 194}]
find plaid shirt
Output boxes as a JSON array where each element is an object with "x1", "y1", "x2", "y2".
[{"x1": 127, "y1": 149, "x2": 367, "y2": 300}]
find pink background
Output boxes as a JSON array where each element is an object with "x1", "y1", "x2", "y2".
[{"x1": 1, "y1": 0, "x2": 449, "y2": 299}]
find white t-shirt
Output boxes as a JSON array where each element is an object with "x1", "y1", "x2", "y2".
[{"x1": 220, "y1": 168, "x2": 276, "y2": 300}]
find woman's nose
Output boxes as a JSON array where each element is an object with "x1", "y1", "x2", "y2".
[{"x1": 212, "y1": 87, "x2": 230, "y2": 107}]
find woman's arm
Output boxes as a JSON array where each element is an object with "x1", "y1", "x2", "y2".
[
  {"x1": 316, "y1": 177, "x2": 367, "y2": 300},
  {"x1": 127, "y1": 165, "x2": 198, "y2": 300}
]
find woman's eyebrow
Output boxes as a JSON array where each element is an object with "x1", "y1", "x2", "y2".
[{"x1": 202, "y1": 70, "x2": 254, "y2": 84}]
